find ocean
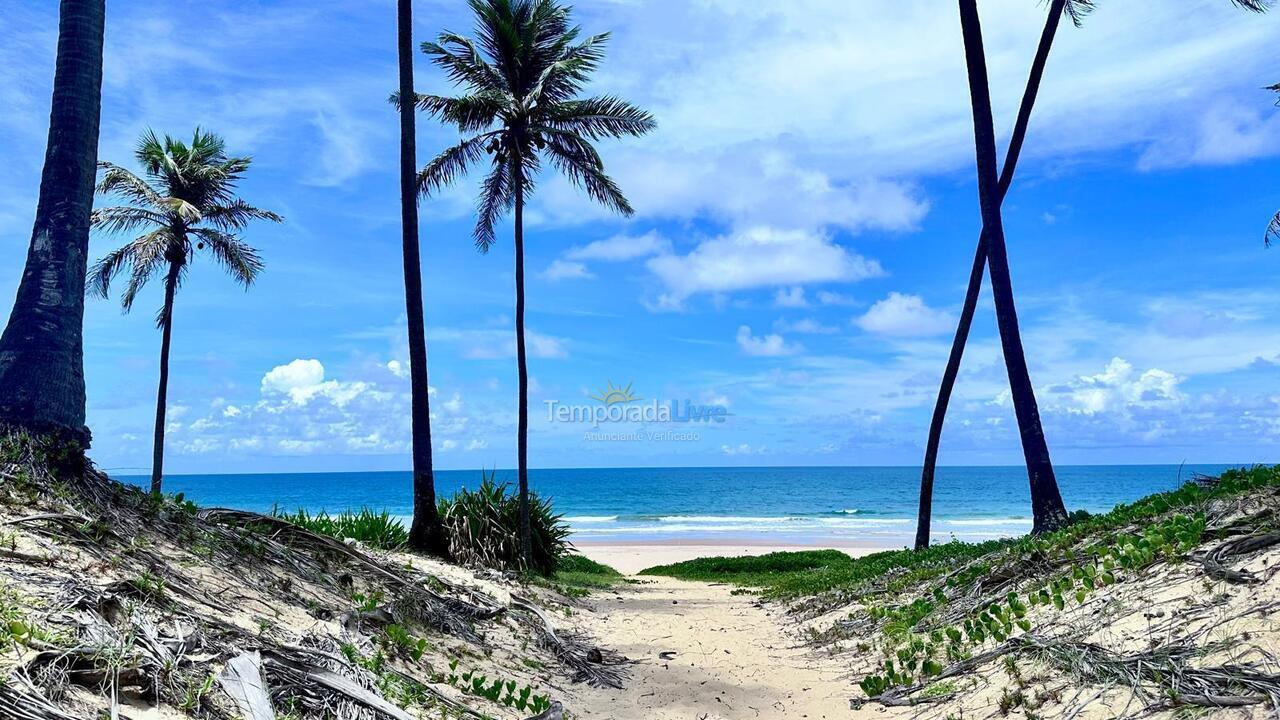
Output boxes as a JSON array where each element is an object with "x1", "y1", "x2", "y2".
[{"x1": 117, "y1": 464, "x2": 1235, "y2": 547}]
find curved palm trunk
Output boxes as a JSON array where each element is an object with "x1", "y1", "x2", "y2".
[
  {"x1": 398, "y1": 0, "x2": 448, "y2": 556},
  {"x1": 514, "y1": 176, "x2": 532, "y2": 569},
  {"x1": 914, "y1": 0, "x2": 1067, "y2": 550},
  {"x1": 150, "y1": 262, "x2": 179, "y2": 494},
  {"x1": 0, "y1": 0, "x2": 105, "y2": 445},
  {"x1": 956, "y1": 0, "x2": 1068, "y2": 536}
]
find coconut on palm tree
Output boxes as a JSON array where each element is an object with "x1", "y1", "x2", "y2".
[
  {"x1": 89, "y1": 129, "x2": 281, "y2": 494},
  {"x1": 412, "y1": 0, "x2": 654, "y2": 566},
  {"x1": 0, "y1": 0, "x2": 105, "y2": 445}
]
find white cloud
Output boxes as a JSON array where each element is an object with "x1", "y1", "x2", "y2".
[
  {"x1": 466, "y1": 438, "x2": 489, "y2": 451},
  {"x1": 736, "y1": 325, "x2": 802, "y2": 357},
  {"x1": 856, "y1": 293, "x2": 953, "y2": 337},
  {"x1": 721, "y1": 443, "x2": 766, "y2": 456},
  {"x1": 646, "y1": 227, "x2": 883, "y2": 308},
  {"x1": 1054, "y1": 357, "x2": 1183, "y2": 416},
  {"x1": 541, "y1": 259, "x2": 594, "y2": 281},
  {"x1": 773, "y1": 287, "x2": 808, "y2": 308},
  {"x1": 565, "y1": 231, "x2": 669, "y2": 262}
]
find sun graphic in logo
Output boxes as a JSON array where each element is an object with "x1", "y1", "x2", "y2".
[{"x1": 590, "y1": 380, "x2": 640, "y2": 405}]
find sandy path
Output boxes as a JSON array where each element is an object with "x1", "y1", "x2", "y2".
[{"x1": 565, "y1": 576, "x2": 854, "y2": 719}]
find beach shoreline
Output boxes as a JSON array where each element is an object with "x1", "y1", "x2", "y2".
[{"x1": 573, "y1": 537, "x2": 890, "y2": 574}]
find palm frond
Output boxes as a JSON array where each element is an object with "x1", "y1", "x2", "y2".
[
  {"x1": 1266, "y1": 210, "x2": 1280, "y2": 247},
  {"x1": 88, "y1": 228, "x2": 172, "y2": 310},
  {"x1": 190, "y1": 228, "x2": 264, "y2": 287},
  {"x1": 90, "y1": 206, "x2": 167, "y2": 235},
  {"x1": 1061, "y1": 0, "x2": 1095, "y2": 28},
  {"x1": 423, "y1": 33, "x2": 507, "y2": 93},
  {"x1": 203, "y1": 199, "x2": 283, "y2": 231},
  {"x1": 411, "y1": 92, "x2": 505, "y2": 133},
  {"x1": 96, "y1": 162, "x2": 166, "y2": 209},
  {"x1": 474, "y1": 154, "x2": 514, "y2": 252},
  {"x1": 418, "y1": 134, "x2": 494, "y2": 197},
  {"x1": 542, "y1": 130, "x2": 632, "y2": 216},
  {"x1": 532, "y1": 32, "x2": 607, "y2": 105},
  {"x1": 544, "y1": 96, "x2": 655, "y2": 139},
  {"x1": 1230, "y1": 0, "x2": 1270, "y2": 12}
]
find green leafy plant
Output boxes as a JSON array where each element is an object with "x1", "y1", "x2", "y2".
[
  {"x1": 272, "y1": 507, "x2": 409, "y2": 550},
  {"x1": 438, "y1": 471, "x2": 570, "y2": 576}
]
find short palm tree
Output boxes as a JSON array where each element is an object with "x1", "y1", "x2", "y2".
[
  {"x1": 89, "y1": 129, "x2": 281, "y2": 494},
  {"x1": 413, "y1": 0, "x2": 654, "y2": 566}
]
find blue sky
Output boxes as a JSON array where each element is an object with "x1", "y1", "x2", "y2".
[{"x1": 1, "y1": 0, "x2": 1278, "y2": 474}]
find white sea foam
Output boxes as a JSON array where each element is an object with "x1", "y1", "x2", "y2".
[{"x1": 564, "y1": 515, "x2": 618, "y2": 523}]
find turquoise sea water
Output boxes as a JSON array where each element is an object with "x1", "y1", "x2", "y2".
[{"x1": 119, "y1": 465, "x2": 1233, "y2": 547}]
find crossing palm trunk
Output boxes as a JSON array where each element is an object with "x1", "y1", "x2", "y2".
[
  {"x1": 0, "y1": 0, "x2": 105, "y2": 445},
  {"x1": 398, "y1": 0, "x2": 448, "y2": 556},
  {"x1": 955, "y1": 0, "x2": 1069, "y2": 536},
  {"x1": 150, "y1": 262, "x2": 179, "y2": 494},
  {"x1": 915, "y1": 0, "x2": 1067, "y2": 549}
]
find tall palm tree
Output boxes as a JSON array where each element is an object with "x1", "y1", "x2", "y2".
[
  {"x1": 88, "y1": 129, "x2": 281, "y2": 494},
  {"x1": 954, "y1": 0, "x2": 1068, "y2": 535},
  {"x1": 918, "y1": 0, "x2": 1271, "y2": 548},
  {"x1": 397, "y1": 0, "x2": 449, "y2": 556},
  {"x1": 0, "y1": 0, "x2": 105, "y2": 445},
  {"x1": 414, "y1": 0, "x2": 654, "y2": 566},
  {"x1": 1267, "y1": 84, "x2": 1280, "y2": 246}
]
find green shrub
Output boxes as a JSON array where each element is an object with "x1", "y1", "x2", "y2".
[
  {"x1": 438, "y1": 471, "x2": 569, "y2": 576},
  {"x1": 272, "y1": 507, "x2": 408, "y2": 550}
]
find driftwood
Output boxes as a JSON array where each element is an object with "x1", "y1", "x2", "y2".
[
  {"x1": 510, "y1": 594, "x2": 626, "y2": 689},
  {"x1": 220, "y1": 651, "x2": 275, "y2": 720},
  {"x1": 262, "y1": 648, "x2": 414, "y2": 720},
  {"x1": 0, "y1": 672, "x2": 83, "y2": 720},
  {"x1": 1196, "y1": 531, "x2": 1280, "y2": 584}
]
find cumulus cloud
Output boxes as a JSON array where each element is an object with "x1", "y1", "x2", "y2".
[
  {"x1": 646, "y1": 227, "x2": 883, "y2": 308},
  {"x1": 1052, "y1": 357, "x2": 1183, "y2": 416},
  {"x1": 736, "y1": 325, "x2": 802, "y2": 357},
  {"x1": 855, "y1": 293, "x2": 953, "y2": 337}
]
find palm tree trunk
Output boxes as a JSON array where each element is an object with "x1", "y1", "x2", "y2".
[
  {"x1": 514, "y1": 169, "x2": 533, "y2": 569},
  {"x1": 151, "y1": 262, "x2": 179, "y2": 494},
  {"x1": 956, "y1": 0, "x2": 1068, "y2": 536},
  {"x1": 915, "y1": 0, "x2": 1067, "y2": 550},
  {"x1": 397, "y1": 0, "x2": 448, "y2": 557},
  {"x1": 0, "y1": 0, "x2": 105, "y2": 445}
]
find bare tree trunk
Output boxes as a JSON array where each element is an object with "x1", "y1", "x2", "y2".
[
  {"x1": 150, "y1": 262, "x2": 179, "y2": 494},
  {"x1": 398, "y1": 0, "x2": 448, "y2": 556},
  {"x1": 955, "y1": 0, "x2": 1069, "y2": 536},
  {"x1": 0, "y1": 0, "x2": 105, "y2": 446},
  {"x1": 915, "y1": 0, "x2": 1067, "y2": 550},
  {"x1": 514, "y1": 173, "x2": 532, "y2": 569}
]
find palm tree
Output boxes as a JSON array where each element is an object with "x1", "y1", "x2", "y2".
[
  {"x1": 0, "y1": 0, "x2": 105, "y2": 445},
  {"x1": 88, "y1": 129, "x2": 281, "y2": 494},
  {"x1": 397, "y1": 0, "x2": 449, "y2": 556},
  {"x1": 414, "y1": 0, "x2": 654, "y2": 566},
  {"x1": 914, "y1": 0, "x2": 1081, "y2": 550},
  {"x1": 918, "y1": 0, "x2": 1271, "y2": 548},
  {"x1": 1267, "y1": 84, "x2": 1279, "y2": 247},
  {"x1": 954, "y1": 0, "x2": 1068, "y2": 535}
]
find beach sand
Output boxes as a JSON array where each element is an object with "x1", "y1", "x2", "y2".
[{"x1": 574, "y1": 539, "x2": 885, "y2": 574}]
